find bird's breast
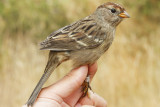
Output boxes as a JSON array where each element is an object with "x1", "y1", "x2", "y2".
[{"x1": 98, "y1": 28, "x2": 115, "y2": 54}]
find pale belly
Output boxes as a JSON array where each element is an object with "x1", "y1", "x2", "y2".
[{"x1": 70, "y1": 40, "x2": 113, "y2": 68}]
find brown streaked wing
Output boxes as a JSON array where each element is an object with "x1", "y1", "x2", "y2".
[{"x1": 40, "y1": 17, "x2": 106, "y2": 51}]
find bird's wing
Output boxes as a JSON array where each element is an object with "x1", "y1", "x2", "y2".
[{"x1": 40, "y1": 18, "x2": 106, "y2": 51}]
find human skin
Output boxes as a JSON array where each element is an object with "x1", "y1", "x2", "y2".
[{"x1": 23, "y1": 63, "x2": 107, "y2": 107}]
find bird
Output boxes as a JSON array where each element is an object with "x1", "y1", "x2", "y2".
[{"x1": 26, "y1": 2, "x2": 130, "y2": 106}]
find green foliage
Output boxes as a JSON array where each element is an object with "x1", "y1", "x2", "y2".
[
  {"x1": 125, "y1": 0, "x2": 160, "y2": 21},
  {"x1": 138, "y1": 0, "x2": 160, "y2": 20},
  {"x1": 0, "y1": 0, "x2": 159, "y2": 40},
  {"x1": 0, "y1": 0, "x2": 70, "y2": 39}
]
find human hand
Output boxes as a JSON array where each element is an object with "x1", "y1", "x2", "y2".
[{"x1": 24, "y1": 63, "x2": 107, "y2": 107}]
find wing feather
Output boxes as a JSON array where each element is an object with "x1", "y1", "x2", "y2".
[{"x1": 40, "y1": 17, "x2": 107, "y2": 51}]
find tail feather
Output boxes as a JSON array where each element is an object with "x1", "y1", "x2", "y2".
[{"x1": 26, "y1": 52, "x2": 60, "y2": 107}]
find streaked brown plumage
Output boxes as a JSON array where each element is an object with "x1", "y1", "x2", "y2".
[{"x1": 26, "y1": 2, "x2": 130, "y2": 106}]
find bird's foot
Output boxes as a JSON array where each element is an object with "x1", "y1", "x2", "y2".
[{"x1": 81, "y1": 75, "x2": 92, "y2": 97}]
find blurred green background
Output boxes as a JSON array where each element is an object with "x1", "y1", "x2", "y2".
[{"x1": 0, "y1": 0, "x2": 160, "y2": 107}]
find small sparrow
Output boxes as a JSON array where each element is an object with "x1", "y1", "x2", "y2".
[{"x1": 26, "y1": 2, "x2": 130, "y2": 106}]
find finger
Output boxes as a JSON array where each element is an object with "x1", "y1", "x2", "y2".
[
  {"x1": 91, "y1": 92, "x2": 107, "y2": 107},
  {"x1": 39, "y1": 65, "x2": 88, "y2": 98},
  {"x1": 88, "y1": 62, "x2": 98, "y2": 82},
  {"x1": 76, "y1": 90, "x2": 107, "y2": 107}
]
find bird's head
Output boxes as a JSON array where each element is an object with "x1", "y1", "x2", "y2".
[{"x1": 94, "y1": 2, "x2": 130, "y2": 27}]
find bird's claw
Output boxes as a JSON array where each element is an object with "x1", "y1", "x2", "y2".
[{"x1": 81, "y1": 76, "x2": 92, "y2": 97}]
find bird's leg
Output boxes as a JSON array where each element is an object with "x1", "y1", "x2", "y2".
[{"x1": 81, "y1": 75, "x2": 92, "y2": 97}]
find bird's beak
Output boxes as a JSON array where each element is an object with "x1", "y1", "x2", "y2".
[{"x1": 119, "y1": 11, "x2": 130, "y2": 18}]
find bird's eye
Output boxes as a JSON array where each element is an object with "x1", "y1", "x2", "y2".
[{"x1": 111, "y1": 8, "x2": 116, "y2": 13}]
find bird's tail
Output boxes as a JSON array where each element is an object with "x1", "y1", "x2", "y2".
[{"x1": 26, "y1": 51, "x2": 64, "y2": 107}]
